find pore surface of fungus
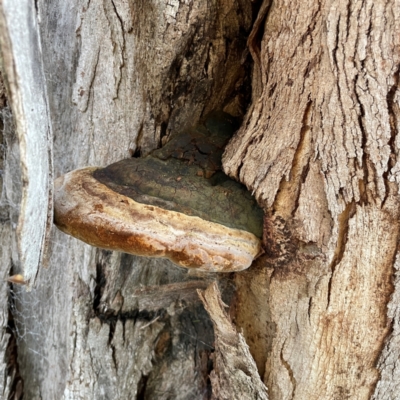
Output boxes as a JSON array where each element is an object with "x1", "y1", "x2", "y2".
[{"x1": 54, "y1": 112, "x2": 263, "y2": 272}]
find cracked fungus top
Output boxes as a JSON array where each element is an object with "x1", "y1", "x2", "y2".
[
  {"x1": 93, "y1": 157, "x2": 263, "y2": 238},
  {"x1": 53, "y1": 112, "x2": 263, "y2": 272}
]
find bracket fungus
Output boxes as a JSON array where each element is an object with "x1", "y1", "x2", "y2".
[{"x1": 54, "y1": 113, "x2": 263, "y2": 272}]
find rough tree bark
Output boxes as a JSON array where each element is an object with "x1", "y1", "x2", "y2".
[
  {"x1": 223, "y1": 0, "x2": 400, "y2": 399},
  {"x1": 0, "y1": 0, "x2": 399, "y2": 400}
]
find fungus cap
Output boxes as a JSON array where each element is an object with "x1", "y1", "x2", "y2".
[
  {"x1": 54, "y1": 163, "x2": 262, "y2": 272},
  {"x1": 54, "y1": 112, "x2": 263, "y2": 272}
]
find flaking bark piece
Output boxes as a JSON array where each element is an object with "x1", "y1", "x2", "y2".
[{"x1": 198, "y1": 282, "x2": 269, "y2": 399}]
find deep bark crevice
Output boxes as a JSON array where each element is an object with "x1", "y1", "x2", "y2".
[
  {"x1": 261, "y1": 98, "x2": 315, "y2": 272},
  {"x1": 326, "y1": 201, "x2": 354, "y2": 308},
  {"x1": 274, "y1": 99, "x2": 313, "y2": 219},
  {"x1": 280, "y1": 344, "x2": 296, "y2": 400},
  {"x1": 247, "y1": 0, "x2": 272, "y2": 69},
  {"x1": 136, "y1": 374, "x2": 148, "y2": 400},
  {"x1": 6, "y1": 285, "x2": 23, "y2": 400},
  {"x1": 382, "y1": 65, "x2": 400, "y2": 206},
  {"x1": 385, "y1": 66, "x2": 400, "y2": 166},
  {"x1": 353, "y1": 78, "x2": 370, "y2": 205}
]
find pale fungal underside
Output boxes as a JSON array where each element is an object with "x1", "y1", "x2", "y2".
[{"x1": 54, "y1": 168, "x2": 261, "y2": 272}]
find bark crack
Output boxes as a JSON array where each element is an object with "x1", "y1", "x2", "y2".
[
  {"x1": 247, "y1": 0, "x2": 273, "y2": 73},
  {"x1": 290, "y1": 100, "x2": 313, "y2": 217},
  {"x1": 5, "y1": 284, "x2": 23, "y2": 400},
  {"x1": 353, "y1": 7, "x2": 383, "y2": 205},
  {"x1": 93, "y1": 251, "x2": 164, "y2": 328},
  {"x1": 108, "y1": 0, "x2": 125, "y2": 100},
  {"x1": 280, "y1": 343, "x2": 296, "y2": 399},
  {"x1": 326, "y1": 202, "x2": 354, "y2": 308},
  {"x1": 383, "y1": 65, "x2": 400, "y2": 205},
  {"x1": 137, "y1": 374, "x2": 149, "y2": 400},
  {"x1": 85, "y1": 48, "x2": 100, "y2": 113},
  {"x1": 272, "y1": 99, "x2": 312, "y2": 219}
]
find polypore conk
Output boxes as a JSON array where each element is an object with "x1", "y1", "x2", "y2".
[{"x1": 53, "y1": 113, "x2": 263, "y2": 272}]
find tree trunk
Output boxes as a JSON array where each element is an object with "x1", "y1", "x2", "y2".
[
  {"x1": 0, "y1": 0, "x2": 399, "y2": 399},
  {"x1": 223, "y1": 0, "x2": 400, "y2": 399}
]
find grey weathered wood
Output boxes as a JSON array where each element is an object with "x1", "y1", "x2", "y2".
[
  {"x1": 0, "y1": 224, "x2": 13, "y2": 399},
  {"x1": 0, "y1": 0, "x2": 53, "y2": 285},
  {"x1": 199, "y1": 282, "x2": 269, "y2": 400},
  {"x1": 0, "y1": 102, "x2": 22, "y2": 398}
]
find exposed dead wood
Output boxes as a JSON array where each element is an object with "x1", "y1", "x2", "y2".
[
  {"x1": 198, "y1": 281, "x2": 269, "y2": 400},
  {"x1": 0, "y1": 0, "x2": 53, "y2": 285}
]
